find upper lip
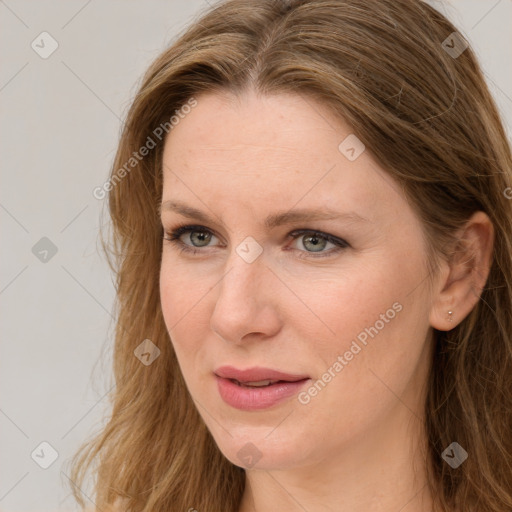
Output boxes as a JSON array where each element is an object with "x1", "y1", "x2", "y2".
[{"x1": 214, "y1": 366, "x2": 310, "y2": 383}]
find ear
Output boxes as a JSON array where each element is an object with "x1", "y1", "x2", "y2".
[{"x1": 429, "y1": 211, "x2": 494, "y2": 331}]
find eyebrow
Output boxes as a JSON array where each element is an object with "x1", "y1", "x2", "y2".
[{"x1": 159, "y1": 200, "x2": 371, "y2": 229}]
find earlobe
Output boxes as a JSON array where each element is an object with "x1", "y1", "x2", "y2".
[
  {"x1": 428, "y1": 251, "x2": 458, "y2": 331},
  {"x1": 428, "y1": 211, "x2": 494, "y2": 332},
  {"x1": 429, "y1": 297, "x2": 457, "y2": 332}
]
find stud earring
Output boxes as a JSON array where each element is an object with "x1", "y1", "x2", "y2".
[{"x1": 447, "y1": 310, "x2": 453, "y2": 322}]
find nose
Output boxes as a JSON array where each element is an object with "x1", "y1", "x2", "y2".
[{"x1": 209, "y1": 249, "x2": 282, "y2": 345}]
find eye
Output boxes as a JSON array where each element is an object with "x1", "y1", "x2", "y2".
[
  {"x1": 162, "y1": 224, "x2": 220, "y2": 255},
  {"x1": 162, "y1": 224, "x2": 349, "y2": 258},
  {"x1": 286, "y1": 229, "x2": 349, "y2": 258}
]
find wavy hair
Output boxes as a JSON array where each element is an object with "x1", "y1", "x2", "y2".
[{"x1": 66, "y1": 1, "x2": 512, "y2": 510}]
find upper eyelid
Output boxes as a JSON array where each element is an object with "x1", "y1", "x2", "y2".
[
  {"x1": 163, "y1": 224, "x2": 348, "y2": 248},
  {"x1": 164, "y1": 224, "x2": 328, "y2": 238}
]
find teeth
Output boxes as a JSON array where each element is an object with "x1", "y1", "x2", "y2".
[{"x1": 234, "y1": 379, "x2": 279, "y2": 387}]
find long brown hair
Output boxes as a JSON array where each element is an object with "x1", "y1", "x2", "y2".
[{"x1": 66, "y1": 1, "x2": 512, "y2": 510}]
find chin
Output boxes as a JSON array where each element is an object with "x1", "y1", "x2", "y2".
[{"x1": 210, "y1": 424, "x2": 312, "y2": 471}]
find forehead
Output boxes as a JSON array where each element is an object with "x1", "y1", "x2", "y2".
[
  {"x1": 161, "y1": 90, "x2": 401, "y2": 221},
  {"x1": 164, "y1": 90, "x2": 349, "y2": 156}
]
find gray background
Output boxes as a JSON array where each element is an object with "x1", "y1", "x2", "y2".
[{"x1": 0, "y1": 1, "x2": 510, "y2": 511}]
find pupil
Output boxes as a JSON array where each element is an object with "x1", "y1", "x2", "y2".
[
  {"x1": 305, "y1": 235, "x2": 325, "y2": 252},
  {"x1": 192, "y1": 231, "x2": 210, "y2": 246}
]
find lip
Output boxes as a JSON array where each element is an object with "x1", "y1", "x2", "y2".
[
  {"x1": 214, "y1": 365, "x2": 309, "y2": 383},
  {"x1": 214, "y1": 366, "x2": 311, "y2": 411}
]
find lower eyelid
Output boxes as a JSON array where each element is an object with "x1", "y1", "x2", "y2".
[{"x1": 163, "y1": 227, "x2": 348, "y2": 255}]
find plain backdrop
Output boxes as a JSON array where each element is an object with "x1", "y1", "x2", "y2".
[{"x1": 0, "y1": 1, "x2": 511, "y2": 511}]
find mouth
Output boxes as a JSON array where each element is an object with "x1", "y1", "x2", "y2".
[
  {"x1": 214, "y1": 366, "x2": 311, "y2": 410},
  {"x1": 230, "y1": 378, "x2": 287, "y2": 387},
  {"x1": 214, "y1": 365, "x2": 310, "y2": 383}
]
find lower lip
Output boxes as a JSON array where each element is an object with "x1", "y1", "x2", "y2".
[{"x1": 215, "y1": 375, "x2": 310, "y2": 411}]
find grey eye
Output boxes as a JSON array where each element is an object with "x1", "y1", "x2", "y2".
[
  {"x1": 302, "y1": 234, "x2": 328, "y2": 251},
  {"x1": 188, "y1": 230, "x2": 213, "y2": 247}
]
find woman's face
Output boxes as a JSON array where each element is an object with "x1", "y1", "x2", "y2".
[{"x1": 159, "y1": 89, "x2": 436, "y2": 470}]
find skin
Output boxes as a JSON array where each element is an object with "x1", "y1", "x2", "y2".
[{"x1": 158, "y1": 89, "x2": 494, "y2": 512}]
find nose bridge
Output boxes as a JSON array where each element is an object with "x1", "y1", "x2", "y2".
[
  {"x1": 216, "y1": 242, "x2": 265, "y2": 311},
  {"x1": 220, "y1": 231, "x2": 266, "y2": 290},
  {"x1": 210, "y1": 240, "x2": 279, "y2": 341}
]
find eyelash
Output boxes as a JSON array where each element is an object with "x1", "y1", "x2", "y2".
[{"x1": 162, "y1": 223, "x2": 349, "y2": 259}]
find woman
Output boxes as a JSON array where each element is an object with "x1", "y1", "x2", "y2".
[{"x1": 68, "y1": 0, "x2": 512, "y2": 511}]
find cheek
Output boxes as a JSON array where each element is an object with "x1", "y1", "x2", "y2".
[
  {"x1": 159, "y1": 265, "x2": 217, "y2": 400},
  {"x1": 305, "y1": 248, "x2": 428, "y2": 380},
  {"x1": 302, "y1": 253, "x2": 430, "y2": 420},
  {"x1": 159, "y1": 263, "x2": 210, "y2": 352},
  {"x1": 303, "y1": 263, "x2": 402, "y2": 338},
  {"x1": 159, "y1": 253, "x2": 214, "y2": 316}
]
